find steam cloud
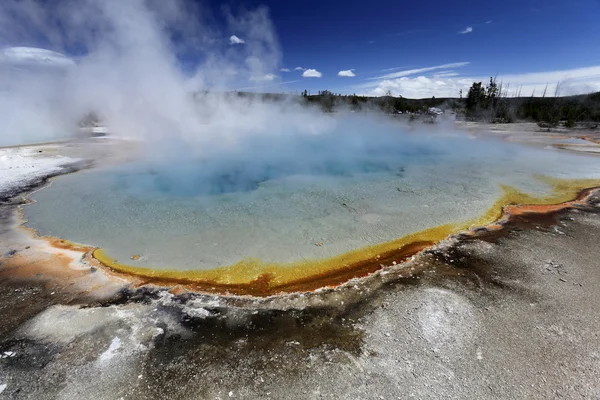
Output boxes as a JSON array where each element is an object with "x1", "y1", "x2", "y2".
[
  {"x1": 0, "y1": 0, "x2": 312, "y2": 149},
  {"x1": 0, "y1": 0, "x2": 481, "y2": 198}
]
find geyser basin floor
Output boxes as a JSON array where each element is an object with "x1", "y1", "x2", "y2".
[
  {"x1": 5, "y1": 191, "x2": 600, "y2": 400},
  {"x1": 20, "y1": 126, "x2": 600, "y2": 295}
]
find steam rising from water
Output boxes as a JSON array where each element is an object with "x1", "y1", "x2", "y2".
[
  {"x1": 6, "y1": 0, "x2": 600, "y2": 273},
  {"x1": 0, "y1": 0, "x2": 303, "y2": 148},
  {"x1": 111, "y1": 116, "x2": 452, "y2": 196},
  {"x1": 0, "y1": 0, "x2": 491, "y2": 199}
]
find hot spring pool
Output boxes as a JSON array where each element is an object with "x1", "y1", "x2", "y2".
[{"x1": 21, "y1": 119, "x2": 600, "y2": 293}]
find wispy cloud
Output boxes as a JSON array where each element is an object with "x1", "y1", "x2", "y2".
[
  {"x1": 229, "y1": 35, "x2": 245, "y2": 45},
  {"x1": 294, "y1": 66, "x2": 305, "y2": 71},
  {"x1": 249, "y1": 73, "x2": 277, "y2": 81},
  {"x1": 280, "y1": 68, "x2": 291, "y2": 72},
  {"x1": 379, "y1": 65, "x2": 411, "y2": 73},
  {"x1": 485, "y1": 20, "x2": 492, "y2": 24},
  {"x1": 458, "y1": 26, "x2": 473, "y2": 34},
  {"x1": 338, "y1": 69, "x2": 356, "y2": 77},
  {"x1": 433, "y1": 71, "x2": 460, "y2": 78},
  {"x1": 367, "y1": 62, "x2": 470, "y2": 81},
  {"x1": 302, "y1": 69, "x2": 322, "y2": 78},
  {"x1": 359, "y1": 65, "x2": 600, "y2": 99}
]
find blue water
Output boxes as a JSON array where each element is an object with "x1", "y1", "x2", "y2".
[{"x1": 22, "y1": 118, "x2": 600, "y2": 270}]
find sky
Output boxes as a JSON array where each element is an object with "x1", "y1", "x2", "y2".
[
  {"x1": 1, "y1": 0, "x2": 600, "y2": 99},
  {"x1": 225, "y1": 0, "x2": 600, "y2": 97}
]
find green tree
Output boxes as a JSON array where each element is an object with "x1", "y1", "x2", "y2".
[
  {"x1": 466, "y1": 82, "x2": 486, "y2": 115},
  {"x1": 486, "y1": 77, "x2": 499, "y2": 100}
]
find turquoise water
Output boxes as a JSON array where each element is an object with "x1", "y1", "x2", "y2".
[{"x1": 22, "y1": 118, "x2": 600, "y2": 270}]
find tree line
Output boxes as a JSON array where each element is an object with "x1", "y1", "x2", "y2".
[
  {"x1": 462, "y1": 78, "x2": 600, "y2": 126},
  {"x1": 194, "y1": 86, "x2": 600, "y2": 127}
]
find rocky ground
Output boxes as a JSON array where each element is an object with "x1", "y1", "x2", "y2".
[
  {"x1": 2, "y1": 199, "x2": 600, "y2": 399},
  {"x1": 1, "y1": 135, "x2": 600, "y2": 399}
]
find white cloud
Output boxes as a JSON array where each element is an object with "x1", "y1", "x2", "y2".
[
  {"x1": 433, "y1": 70, "x2": 460, "y2": 78},
  {"x1": 361, "y1": 65, "x2": 600, "y2": 98},
  {"x1": 338, "y1": 69, "x2": 356, "y2": 77},
  {"x1": 379, "y1": 65, "x2": 410, "y2": 72},
  {"x1": 302, "y1": 69, "x2": 322, "y2": 78},
  {"x1": 367, "y1": 62, "x2": 470, "y2": 81},
  {"x1": 229, "y1": 35, "x2": 245, "y2": 44},
  {"x1": 294, "y1": 66, "x2": 305, "y2": 71},
  {"x1": 249, "y1": 73, "x2": 277, "y2": 81},
  {"x1": 485, "y1": 21, "x2": 492, "y2": 24},
  {"x1": 458, "y1": 26, "x2": 473, "y2": 34},
  {"x1": 280, "y1": 68, "x2": 291, "y2": 72},
  {"x1": 0, "y1": 47, "x2": 75, "y2": 69},
  {"x1": 366, "y1": 76, "x2": 470, "y2": 98},
  {"x1": 486, "y1": 65, "x2": 600, "y2": 96}
]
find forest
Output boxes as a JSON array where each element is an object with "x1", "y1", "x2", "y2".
[{"x1": 234, "y1": 83, "x2": 600, "y2": 127}]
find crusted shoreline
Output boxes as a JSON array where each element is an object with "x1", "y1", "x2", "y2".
[
  {"x1": 89, "y1": 181, "x2": 600, "y2": 297},
  {"x1": 3, "y1": 154, "x2": 600, "y2": 307},
  {"x1": 3, "y1": 184, "x2": 600, "y2": 399},
  {"x1": 3, "y1": 141, "x2": 600, "y2": 399}
]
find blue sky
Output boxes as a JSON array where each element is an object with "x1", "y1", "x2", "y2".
[
  {"x1": 219, "y1": 0, "x2": 600, "y2": 97},
  {"x1": 2, "y1": 0, "x2": 600, "y2": 98}
]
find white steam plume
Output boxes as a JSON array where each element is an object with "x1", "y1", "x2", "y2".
[{"x1": 0, "y1": 0, "x2": 316, "y2": 149}]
